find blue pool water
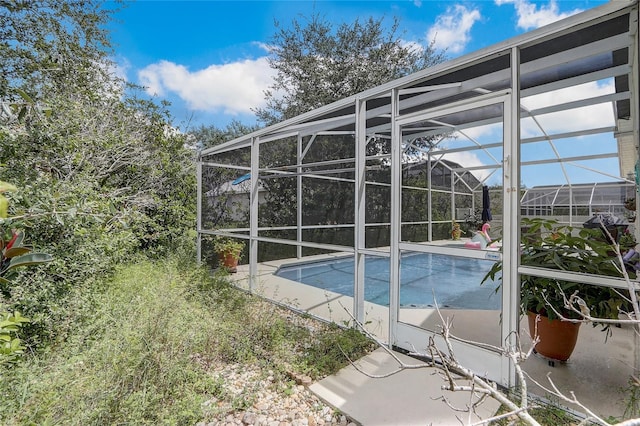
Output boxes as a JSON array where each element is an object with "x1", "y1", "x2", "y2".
[{"x1": 275, "y1": 252, "x2": 501, "y2": 310}]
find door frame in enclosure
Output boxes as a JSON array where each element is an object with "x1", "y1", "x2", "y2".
[{"x1": 389, "y1": 91, "x2": 519, "y2": 385}]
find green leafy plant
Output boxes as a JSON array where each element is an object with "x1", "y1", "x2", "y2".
[
  {"x1": 0, "y1": 311, "x2": 29, "y2": 362},
  {"x1": 0, "y1": 230, "x2": 53, "y2": 294},
  {"x1": 0, "y1": 260, "x2": 373, "y2": 423},
  {"x1": 0, "y1": 182, "x2": 52, "y2": 360},
  {"x1": 296, "y1": 324, "x2": 376, "y2": 379},
  {"x1": 483, "y1": 217, "x2": 629, "y2": 325},
  {"x1": 619, "y1": 229, "x2": 637, "y2": 251},
  {"x1": 0, "y1": 181, "x2": 53, "y2": 296},
  {"x1": 212, "y1": 236, "x2": 245, "y2": 260}
]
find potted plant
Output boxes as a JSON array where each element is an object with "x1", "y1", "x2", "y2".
[
  {"x1": 213, "y1": 236, "x2": 245, "y2": 273},
  {"x1": 483, "y1": 217, "x2": 630, "y2": 361},
  {"x1": 451, "y1": 221, "x2": 462, "y2": 240}
]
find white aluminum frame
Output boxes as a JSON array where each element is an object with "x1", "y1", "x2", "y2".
[
  {"x1": 393, "y1": 92, "x2": 513, "y2": 383},
  {"x1": 197, "y1": 0, "x2": 639, "y2": 390}
]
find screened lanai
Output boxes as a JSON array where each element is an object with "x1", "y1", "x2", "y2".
[
  {"x1": 198, "y1": 0, "x2": 639, "y2": 417},
  {"x1": 521, "y1": 181, "x2": 637, "y2": 221}
]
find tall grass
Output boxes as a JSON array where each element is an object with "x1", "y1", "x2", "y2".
[
  {"x1": 0, "y1": 259, "x2": 374, "y2": 424},
  {"x1": 2, "y1": 261, "x2": 223, "y2": 424}
]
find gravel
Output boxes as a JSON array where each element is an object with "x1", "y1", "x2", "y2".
[
  {"x1": 191, "y1": 303, "x2": 362, "y2": 426},
  {"x1": 197, "y1": 363, "x2": 357, "y2": 426}
]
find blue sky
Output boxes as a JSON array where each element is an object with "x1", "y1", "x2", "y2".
[{"x1": 107, "y1": 0, "x2": 608, "y2": 132}]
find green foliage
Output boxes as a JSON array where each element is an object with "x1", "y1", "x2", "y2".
[
  {"x1": 191, "y1": 120, "x2": 260, "y2": 151},
  {"x1": 297, "y1": 324, "x2": 376, "y2": 379},
  {"x1": 212, "y1": 236, "x2": 245, "y2": 260},
  {"x1": 619, "y1": 228, "x2": 637, "y2": 250},
  {"x1": 0, "y1": 261, "x2": 222, "y2": 425},
  {"x1": 0, "y1": 0, "x2": 196, "y2": 349},
  {"x1": 0, "y1": 259, "x2": 374, "y2": 424},
  {"x1": 0, "y1": 184, "x2": 52, "y2": 361},
  {"x1": 256, "y1": 14, "x2": 446, "y2": 124},
  {"x1": 0, "y1": 179, "x2": 140, "y2": 345},
  {"x1": 0, "y1": 5, "x2": 382, "y2": 421},
  {"x1": 483, "y1": 217, "x2": 630, "y2": 326},
  {"x1": 0, "y1": 229, "x2": 53, "y2": 293},
  {"x1": 0, "y1": 1, "x2": 116, "y2": 100},
  {"x1": 622, "y1": 378, "x2": 640, "y2": 420},
  {"x1": 0, "y1": 311, "x2": 29, "y2": 362}
]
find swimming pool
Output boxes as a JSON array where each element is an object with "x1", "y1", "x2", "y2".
[{"x1": 275, "y1": 252, "x2": 501, "y2": 309}]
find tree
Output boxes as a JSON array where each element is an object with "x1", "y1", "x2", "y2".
[
  {"x1": 255, "y1": 14, "x2": 445, "y2": 125},
  {"x1": 0, "y1": 0, "x2": 197, "y2": 346},
  {"x1": 0, "y1": 0, "x2": 117, "y2": 103},
  {"x1": 191, "y1": 120, "x2": 260, "y2": 152}
]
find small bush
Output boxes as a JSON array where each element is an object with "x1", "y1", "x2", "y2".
[
  {"x1": 296, "y1": 324, "x2": 376, "y2": 379},
  {"x1": 0, "y1": 261, "x2": 222, "y2": 425}
]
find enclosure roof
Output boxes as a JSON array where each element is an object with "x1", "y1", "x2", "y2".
[
  {"x1": 201, "y1": 0, "x2": 638, "y2": 157},
  {"x1": 521, "y1": 181, "x2": 636, "y2": 207}
]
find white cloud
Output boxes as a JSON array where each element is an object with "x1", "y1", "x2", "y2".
[
  {"x1": 252, "y1": 41, "x2": 274, "y2": 53},
  {"x1": 495, "y1": 0, "x2": 582, "y2": 30},
  {"x1": 447, "y1": 123, "x2": 503, "y2": 183},
  {"x1": 400, "y1": 39, "x2": 425, "y2": 55},
  {"x1": 138, "y1": 65, "x2": 166, "y2": 95},
  {"x1": 109, "y1": 57, "x2": 129, "y2": 82},
  {"x1": 137, "y1": 57, "x2": 276, "y2": 115},
  {"x1": 521, "y1": 80, "x2": 615, "y2": 136},
  {"x1": 522, "y1": 80, "x2": 614, "y2": 110},
  {"x1": 427, "y1": 5, "x2": 481, "y2": 54},
  {"x1": 443, "y1": 151, "x2": 493, "y2": 183}
]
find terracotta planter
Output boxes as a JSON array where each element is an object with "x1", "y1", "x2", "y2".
[
  {"x1": 527, "y1": 311, "x2": 581, "y2": 361},
  {"x1": 218, "y1": 253, "x2": 238, "y2": 273}
]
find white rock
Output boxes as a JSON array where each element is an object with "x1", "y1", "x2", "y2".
[{"x1": 242, "y1": 412, "x2": 257, "y2": 425}]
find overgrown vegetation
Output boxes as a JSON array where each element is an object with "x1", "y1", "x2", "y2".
[
  {"x1": 0, "y1": 259, "x2": 374, "y2": 424},
  {"x1": 1, "y1": 1, "x2": 196, "y2": 349},
  {"x1": 7, "y1": 2, "x2": 612, "y2": 424},
  {"x1": 0, "y1": 2, "x2": 380, "y2": 423}
]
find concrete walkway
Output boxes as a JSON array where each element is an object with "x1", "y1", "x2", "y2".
[{"x1": 309, "y1": 348, "x2": 500, "y2": 425}]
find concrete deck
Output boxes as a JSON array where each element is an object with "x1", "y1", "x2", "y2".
[
  {"x1": 310, "y1": 348, "x2": 500, "y2": 425},
  {"x1": 229, "y1": 259, "x2": 636, "y2": 423}
]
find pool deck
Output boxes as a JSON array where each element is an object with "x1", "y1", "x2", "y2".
[{"x1": 229, "y1": 258, "x2": 636, "y2": 423}]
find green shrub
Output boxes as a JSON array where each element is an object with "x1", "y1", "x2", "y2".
[
  {"x1": 296, "y1": 324, "x2": 376, "y2": 379},
  {"x1": 0, "y1": 311, "x2": 29, "y2": 362},
  {"x1": 0, "y1": 258, "x2": 375, "y2": 424},
  {"x1": 0, "y1": 261, "x2": 221, "y2": 425}
]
